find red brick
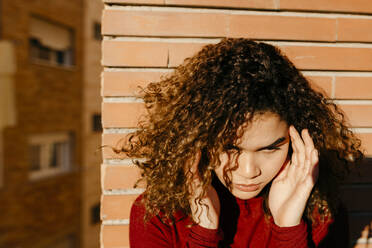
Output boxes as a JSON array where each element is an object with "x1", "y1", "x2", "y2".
[
  {"x1": 172, "y1": 43, "x2": 372, "y2": 71},
  {"x1": 102, "y1": 133, "x2": 131, "y2": 159},
  {"x1": 103, "y1": 41, "x2": 372, "y2": 70},
  {"x1": 104, "y1": 0, "x2": 163, "y2": 4},
  {"x1": 229, "y1": 15, "x2": 336, "y2": 42},
  {"x1": 305, "y1": 75, "x2": 333, "y2": 97},
  {"x1": 358, "y1": 133, "x2": 372, "y2": 156},
  {"x1": 281, "y1": 46, "x2": 372, "y2": 71},
  {"x1": 340, "y1": 105, "x2": 372, "y2": 128},
  {"x1": 102, "y1": 164, "x2": 143, "y2": 190},
  {"x1": 104, "y1": 0, "x2": 278, "y2": 9},
  {"x1": 168, "y1": 42, "x2": 213, "y2": 67},
  {"x1": 280, "y1": 0, "x2": 372, "y2": 14},
  {"x1": 102, "y1": 102, "x2": 146, "y2": 128},
  {"x1": 166, "y1": 0, "x2": 277, "y2": 9},
  {"x1": 101, "y1": 194, "x2": 139, "y2": 220},
  {"x1": 338, "y1": 18, "x2": 372, "y2": 42},
  {"x1": 335, "y1": 77, "x2": 372, "y2": 100},
  {"x1": 102, "y1": 40, "x2": 168, "y2": 67},
  {"x1": 102, "y1": 71, "x2": 167, "y2": 97},
  {"x1": 101, "y1": 225, "x2": 130, "y2": 248},
  {"x1": 102, "y1": 10, "x2": 228, "y2": 37},
  {"x1": 103, "y1": 9, "x2": 336, "y2": 42}
]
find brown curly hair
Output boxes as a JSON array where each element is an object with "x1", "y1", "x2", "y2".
[{"x1": 116, "y1": 38, "x2": 364, "y2": 224}]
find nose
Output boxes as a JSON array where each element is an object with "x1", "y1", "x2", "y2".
[{"x1": 237, "y1": 152, "x2": 261, "y2": 179}]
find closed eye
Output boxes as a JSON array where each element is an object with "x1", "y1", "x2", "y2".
[
  {"x1": 257, "y1": 137, "x2": 287, "y2": 152},
  {"x1": 264, "y1": 146, "x2": 280, "y2": 151}
]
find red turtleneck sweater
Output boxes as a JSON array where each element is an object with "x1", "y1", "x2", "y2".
[{"x1": 129, "y1": 193, "x2": 346, "y2": 248}]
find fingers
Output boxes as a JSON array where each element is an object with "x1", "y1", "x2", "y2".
[
  {"x1": 311, "y1": 149, "x2": 319, "y2": 167},
  {"x1": 302, "y1": 129, "x2": 315, "y2": 160},
  {"x1": 301, "y1": 129, "x2": 319, "y2": 171},
  {"x1": 289, "y1": 126, "x2": 305, "y2": 167},
  {"x1": 289, "y1": 126, "x2": 318, "y2": 172}
]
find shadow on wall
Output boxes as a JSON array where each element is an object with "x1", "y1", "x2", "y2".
[{"x1": 343, "y1": 158, "x2": 372, "y2": 248}]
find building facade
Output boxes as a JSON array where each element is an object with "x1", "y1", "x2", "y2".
[{"x1": 0, "y1": 0, "x2": 83, "y2": 247}]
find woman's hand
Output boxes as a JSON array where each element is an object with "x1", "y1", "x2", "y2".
[
  {"x1": 268, "y1": 126, "x2": 319, "y2": 227},
  {"x1": 188, "y1": 151, "x2": 220, "y2": 229}
]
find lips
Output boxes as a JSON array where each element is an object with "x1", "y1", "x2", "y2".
[{"x1": 234, "y1": 183, "x2": 261, "y2": 192}]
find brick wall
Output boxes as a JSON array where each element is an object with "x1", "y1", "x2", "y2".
[{"x1": 101, "y1": 1, "x2": 372, "y2": 247}]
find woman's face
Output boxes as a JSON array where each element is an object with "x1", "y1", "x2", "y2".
[{"x1": 215, "y1": 112, "x2": 290, "y2": 200}]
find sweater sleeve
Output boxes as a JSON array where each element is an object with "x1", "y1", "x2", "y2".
[
  {"x1": 187, "y1": 224, "x2": 223, "y2": 247},
  {"x1": 129, "y1": 198, "x2": 173, "y2": 248},
  {"x1": 270, "y1": 215, "x2": 335, "y2": 248},
  {"x1": 270, "y1": 219, "x2": 309, "y2": 248},
  {"x1": 129, "y1": 195, "x2": 223, "y2": 248}
]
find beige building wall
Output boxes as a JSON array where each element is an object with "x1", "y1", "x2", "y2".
[
  {"x1": 0, "y1": 0, "x2": 84, "y2": 247},
  {"x1": 82, "y1": 0, "x2": 104, "y2": 247}
]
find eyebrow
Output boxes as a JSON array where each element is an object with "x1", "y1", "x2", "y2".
[{"x1": 256, "y1": 137, "x2": 287, "y2": 151}]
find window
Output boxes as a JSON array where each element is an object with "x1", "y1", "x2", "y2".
[
  {"x1": 91, "y1": 203, "x2": 100, "y2": 224},
  {"x1": 28, "y1": 133, "x2": 74, "y2": 180},
  {"x1": 92, "y1": 113, "x2": 102, "y2": 132},
  {"x1": 93, "y1": 22, "x2": 101, "y2": 41},
  {"x1": 29, "y1": 16, "x2": 74, "y2": 67}
]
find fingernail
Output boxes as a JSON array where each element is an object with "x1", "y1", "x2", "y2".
[{"x1": 303, "y1": 129, "x2": 308, "y2": 137}]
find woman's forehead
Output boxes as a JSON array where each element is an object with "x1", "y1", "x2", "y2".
[{"x1": 236, "y1": 112, "x2": 289, "y2": 147}]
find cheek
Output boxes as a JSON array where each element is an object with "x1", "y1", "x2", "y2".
[
  {"x1": 260, "y1": 147, "x2": 289, "y2": 176},
  {"x1": 269, "y1": 147, "x2": 290, "y2": 174}
]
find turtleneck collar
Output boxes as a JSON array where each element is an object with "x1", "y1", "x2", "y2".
[
  {"x1": 236, "y1": 196, "x2": 263, "y2": 207},
  {"x1": 235, "y1": 196, "x2": 264, "y2": 215}
]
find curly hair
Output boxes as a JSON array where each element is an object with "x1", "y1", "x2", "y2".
[{"x1": 116, "y1": 38, "x2": 364, "y2": 225}]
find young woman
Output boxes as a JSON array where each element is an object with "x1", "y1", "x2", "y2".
[{"x1": 119, "y1": 38, "x2": 363, "y2": 247}]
